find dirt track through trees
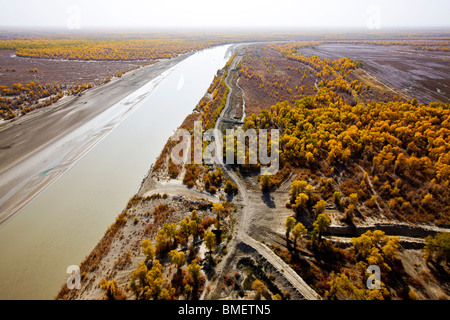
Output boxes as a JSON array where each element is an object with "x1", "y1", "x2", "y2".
[{"x1": 210, "y1": 48, "x2": 321, "y2": 300}]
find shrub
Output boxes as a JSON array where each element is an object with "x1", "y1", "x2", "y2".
[
  {"x1": 142, "y1": 240, "x2": 155, "y2": 262},
  {"x1": 183, "y1": 165, "x2": 199, "y2": 188},
  {"x1": 100, "y1": 279, "x2": 126, "y2": 300},
  {"x1": 224, "y1": 179, "x2": 238, "y2": 195},
  {"x1": 424, "y1": 232, "x2": 450, "y2": 263},
  {"x1": 333, "y1": 191, "x2": 342, "y2": 204},
  {"x1": 260, "y1": 174, "x2": 273, "y2": 191},
  {"x1": 168, "y1": 158, "x2": 180, "y2": 179}
]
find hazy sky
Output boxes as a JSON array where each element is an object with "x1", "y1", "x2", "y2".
[{"x1": 0, "y1": 0, "x2": 449, "y2": 30}]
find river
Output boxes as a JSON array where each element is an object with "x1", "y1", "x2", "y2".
[{"x1": 0, "y1": 44, "x2": 233, "y2": 299}]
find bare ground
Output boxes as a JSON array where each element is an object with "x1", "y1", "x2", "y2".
[
  {"x1": 0, "y1": 51, "x2": 192, "y2": 225},
  {"x1": 0, "y1": 51, "x2": 151, "y2": 87},
  {"x1": 300, "y1": 43, "x2": 450, "y2": 104}
]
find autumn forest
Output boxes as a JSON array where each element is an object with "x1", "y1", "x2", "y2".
[{"x1": 0, "y1": 29, "x2": 449, "y2": 303}]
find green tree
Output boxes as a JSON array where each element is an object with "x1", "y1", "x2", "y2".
[
  {"x1": 295, "y1": 193, "x2": 309, "y2": 210},
  {"x1": 333, "y1": 191, "x2": 341, "y2": 204},
  {"x1": 285, "y1": 216, "x2": 296, "y2": 241},
  {"x1": 189, "y1": 220, "x2": 199, "y2": 240},
  {"x1": 327, "y1": 273, "x2": 388, "y2": 300},
  {"x1": 155, "y1": 230, "x2": 169, "y2": 256},
  {"x1": 260, "y1": 174, "x2": 273, "y2": 192},
  {"x1": 292, "y1": 222, "x2": 307, "y2": 248},
  {"x1": 130, "y1": 262, "x2": 148, "y2": 299},
  {"x1": 346, "y1": 203, "x2": 356, "y2": 222},
  {"x1": 351, "y1": 230, "x2": 399, "y2": 272},
  {"x1": 224, "y1": 179, "x2": 238, "y2": 195},
  {"x1": 191, "y1": 210, "x2": 202, "y2": 224},
  {"x1": 352, "y1": 232, "x2": 374, "y2": 259},
  {"x1": 312, "y1": 213, "x2": 331, "y2": 243},
  {"x1": 143, "y1": 260, "x2": 165, "y2": 300},
  {"x1": 142, "y1": 239, "x2": 155, "y2": 262},
  {"x1": 328, "y1": 273, "x2": 365, "y2": 300},
  {"x1": 251, "y1": 279, "x2": 268, "y2": 300},
  {"x1": 314, "y1": 200, "x2": 327, "y2": 214},
  {"x1": 349, "y1": 193, "x2": 359, "y2": 206},
  {"x1": 381, "y1": 238, "x2": 400, "y2": 263},
  {"x1": 204, "y1": 230, "x2": 216, "y2": 256},
  {"x1": 179, "y1": 217, "x2": 191, "y2": 244},
  {"x1": 212, "y1": 203, "x2": 226, "y2": 230},
  {"x1": 100, "y1": 278, "x2": 126, "y2": 300},
  {"x1": 169, "y1": 250, "x2": 185, "y2": 271},
  {"x1": 306, "y1": 151, "x2": 315, "y2": 165},
  {"x1": 187, "y1": 259, "x2": 202, "y2": 286},
  {"x1": 424, "y1": 232, "x2": 450, "y2": 263},
  {"x1": 159, "y1": 288, "x2": 174, "y2": 300},
  {"x1": 163, "y1": 223, "x2": 178, "y2": 245},
  {"x1": 289, "y1": 180, "x2": 308, "y2": 203}
]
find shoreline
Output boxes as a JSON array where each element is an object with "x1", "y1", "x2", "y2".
[
  {"x1": 0, "y1": 51, "x2": 194, "y2": 226},
  {"x1": 54, "y1": 41, "x2": 450, "y2": 301},
  {"x1": 55, "y1": 43, "x2": 241, "y2": 300}
]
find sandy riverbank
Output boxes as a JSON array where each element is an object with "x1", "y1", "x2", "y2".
[{"x1": 0, "y1": 52, "x2": 193, "y2": 225}]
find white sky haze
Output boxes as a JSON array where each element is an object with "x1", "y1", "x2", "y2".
[{"x1": 0, "y1": 0, "x2": 449, "y2": 30}]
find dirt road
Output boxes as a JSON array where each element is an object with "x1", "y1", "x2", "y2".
[{"x1": 211, "y1": 49, "x2": 320, "y2": 300}]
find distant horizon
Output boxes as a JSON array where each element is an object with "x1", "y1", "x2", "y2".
[
  {"x1": 1, "y1": 25, "x2": 450, "y2": 31},
  {"x1": 1, "y1": 26, "x2": 449, "y2": 38}
]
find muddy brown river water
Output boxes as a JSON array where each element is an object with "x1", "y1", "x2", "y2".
[{"x1": 0, "y1": 44, "x2": 233, "y2": 299}]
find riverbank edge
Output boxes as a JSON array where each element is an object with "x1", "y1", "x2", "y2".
[
  {"x1": 54, "y1": 43, "x2": 241, "y2": 300},
  {"x1": 0, "y1": 50, "x2": 202, "y2": 226}
]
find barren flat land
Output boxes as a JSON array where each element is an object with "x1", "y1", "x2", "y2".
[
  {"x1": 0, "y1": 52, "x2": 190, "y2": 224},
  {"x1": 0, "y1": 50, "x2": 148, "y2": 87},
  {"x1": 300, "y1": 43, "x2": 450, "y2": 103}
]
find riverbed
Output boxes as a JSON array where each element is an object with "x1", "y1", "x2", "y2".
[{"x1": 0, "y1": 44, "x2": 233, "y2": 299}]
